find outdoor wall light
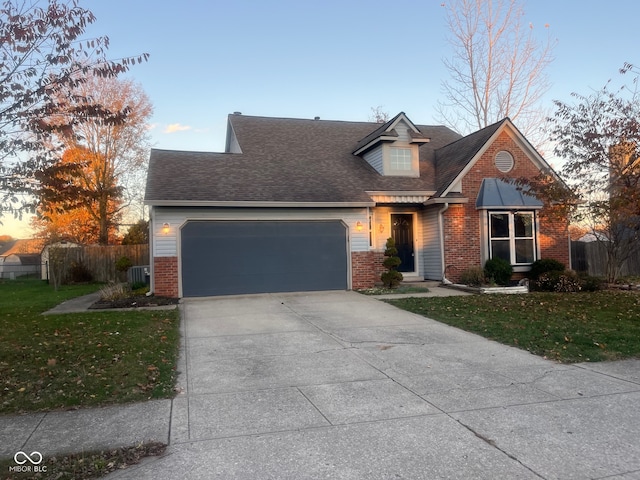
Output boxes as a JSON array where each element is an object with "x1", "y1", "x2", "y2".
[
  {"x1": 356, "y1": 221, "x2": 363, "y2": 232},
  {"x1": 162, "y1": 222, "x2": 170, "y2": 235},
  {"x1": 379, "y1": 224, "x2": 385, "y2": 234}
]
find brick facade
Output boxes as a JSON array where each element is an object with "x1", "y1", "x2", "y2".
[
  {"x1": 351, "y1": 250, "x2": 385, "y2": 289},
  {"x1": 153, "y1": 256, "x2": 179, "y2": 298},
  {"x1": 442, "y1": 130, "x2": 570, "y2": 283}
]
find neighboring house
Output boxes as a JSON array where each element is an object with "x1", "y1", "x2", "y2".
[
  {"x1": 0, "y1": 254, "x2": 40, "y2": 279},
  {"x1": 0, "y1": 239, "x2": 44, "y2": 279},
  {"x1": 145, "y1": 112, "x2": 570, "y2": 297}
]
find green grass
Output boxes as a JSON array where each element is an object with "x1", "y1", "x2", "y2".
[
  {"x1": 387, "y1": 291, "x2": 640, "y2": 363},
  {"x1": 0, "y1": 279, "x2": 180, "y2": 415}
]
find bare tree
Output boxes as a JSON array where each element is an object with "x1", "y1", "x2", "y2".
[
  {"x1": 369, "y1": 106, "x2": 390, "y2": 123},
  {"x1": 437, "y1": 0, "x2": 555, "y2": 143}
]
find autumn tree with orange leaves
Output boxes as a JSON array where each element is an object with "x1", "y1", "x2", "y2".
[
  {"x1": 0, "y1": 0, "x2": 149, "y2": 220},
  {"x1": 37, "y1": 76, "x2": 152, "y2": 244}
]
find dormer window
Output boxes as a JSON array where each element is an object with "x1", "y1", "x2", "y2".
[
  {"x1": 390, "y1": 147, "x2": 412, "y2": 170},
  {"x1": 353, "y1": 112, "x2": 429, "y2": 178},
  {"x1": 384, "y1": 144, "x2": 419, "y2": 176}
]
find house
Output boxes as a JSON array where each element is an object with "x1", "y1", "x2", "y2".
[
  {"x1": 0, "y1": 238, "x2": 44, "y2": 279},
  {"x1": 144, "y1": 112, "x2": 570, "y2": 297}
]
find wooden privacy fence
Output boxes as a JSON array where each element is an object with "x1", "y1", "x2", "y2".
[
  {"x1": 571, "y1": 241, "x2": 640, "y2": 278},
  {"x1": 43, "y1": 244, "x2": 149, "y2": 284}
]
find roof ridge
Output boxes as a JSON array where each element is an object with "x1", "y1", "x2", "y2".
[
  {"x1": 228, "y1": 113, "x2": 381, "y2": 126},
  {"x1": 435, "y1": 118, "x2": 507, "y2": 151}
]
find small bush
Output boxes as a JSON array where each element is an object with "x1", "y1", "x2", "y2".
[
  {"x1": 579, "y1": 274, "x2": 604, "y2": 292},
  {"x1": 528, "y1": 258, "x2": 565, "y2": 280},
  {"x1": 532, "y1": 271, "x2": 557, "y2": 292},
  {"x1": 131, "y1": 281, "x2": 148, "y2": 291},
  {"x1": 533, "y1": 270, "x2": 583, "y2": 292},
  {"x1": 116, "y1": 256, "x2": 133, "y2": 273},
  {"x1": 484, "y1": 258, "x2": 513, "y2": 286},
  {"x1": 459, "y1": 266, "x2": 486, "y2": 287},
  {"x1": 69, "y1": 260, "x2": 93, "y2": 283},
  {"x1": 553, "y1": 271, "x2": 582, "y2": 293}
]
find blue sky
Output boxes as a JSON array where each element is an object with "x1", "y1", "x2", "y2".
[{"x1": 3, "y1": 0, "x2": 639, "y2": 237}]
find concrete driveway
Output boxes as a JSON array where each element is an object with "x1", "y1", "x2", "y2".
[{"x1": 109, "y1": 291, "x2": 640, "y2": 479}]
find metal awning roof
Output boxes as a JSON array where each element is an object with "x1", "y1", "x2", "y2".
[{"x1": 476, "y1": 178, "x2": 543, "y2": 209}]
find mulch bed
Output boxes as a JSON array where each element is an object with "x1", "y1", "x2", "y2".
[{"x1": 90, "y1": 295, "x2": 180, "y2": 309}]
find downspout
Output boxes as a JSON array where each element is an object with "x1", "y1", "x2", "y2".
[
  {"x1": 146, "y1": 207, "x2": 155, "y2": 296},
  {"x1": 438, "y1": 202, "x2": 452, "y2": 284}
]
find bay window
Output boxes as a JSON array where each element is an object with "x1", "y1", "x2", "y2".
[{"x1": 489, "y1": 211, "x2": 536, "y2": 265}]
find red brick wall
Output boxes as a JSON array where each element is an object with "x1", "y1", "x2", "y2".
[
  {"x1": 443, "y1": 130, "x2": 570, "y2": 283},
  {"x1": 153, "y1": 256, "x2": 179, "y2": 298},
  {"x1": 351, "y1": 251, "x2": 385, "y2": 289},
  {"x1": 443, "y1": 203, "x2": 481, "y2": 282}
]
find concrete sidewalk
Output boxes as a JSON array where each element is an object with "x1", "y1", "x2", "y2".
[{"x1": 2, "y1": 290, "x2": 640, "y2": 479}]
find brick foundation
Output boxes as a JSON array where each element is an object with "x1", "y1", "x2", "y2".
[
  {"x1": 351, "y1": 251, "x2": 385, "y2": 290},
  {"x1": 153, "y1": 256, "x2": 179, "y2": 298}
]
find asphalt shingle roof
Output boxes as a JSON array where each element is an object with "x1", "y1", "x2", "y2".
[
  {"x1": 144, "y1": 114, "x2": 463, "y2": 205},
  {"x1": 434, "y1": 119, "x2": 507, "y2": 196}
]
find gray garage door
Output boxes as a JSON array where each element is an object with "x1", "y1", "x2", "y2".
[{"x1": 181, "y1": 220, "x2": 348, "y2": 297}]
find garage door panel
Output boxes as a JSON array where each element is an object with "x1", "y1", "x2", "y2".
[{"x1": 181, "y1": 220, "x2": 348, "y2": 296}]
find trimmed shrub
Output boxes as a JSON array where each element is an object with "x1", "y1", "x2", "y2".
[
  {"x1": 115, "y1": 256, "x2": 133, "y2": 273},
  {"x1": 528, "y1": 258, "x2": 565, "y2": 281},
  {"x1": 459, "y1": 266, "x2": 486, "y2": 287},
  {"x1": 381, "y1": 237, "x2": 403, "y2": 288},
  {"x1": 484, "y1": 257, "x2": 513, "y2": 286}
]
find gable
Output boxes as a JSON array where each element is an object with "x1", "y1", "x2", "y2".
[
  {"x1": 353, "y1": 113, "x2": 430, "y2": 178},
  {"x1": 437, "y1": 119, "x2": 555, "y2": 198}
]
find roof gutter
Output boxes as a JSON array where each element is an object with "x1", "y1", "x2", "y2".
[{"x1": 144, "y1": 200, "x2": 376, "y2": 208}]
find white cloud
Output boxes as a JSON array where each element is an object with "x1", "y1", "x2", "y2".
[{"x1": 164, "y1": 123, "x2": 192, "y2": 134}]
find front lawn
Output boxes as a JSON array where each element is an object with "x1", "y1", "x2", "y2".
[
  {"x1": 387, "y1": 291, "x2": 640, "y2": 363},
  {"x1": 0, "y1": 279, "x2": 180, "y2": 415}
]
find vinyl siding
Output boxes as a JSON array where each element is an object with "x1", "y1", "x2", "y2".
[
  {"x1": 395, "y1": 122, "x2": 411, "y2": 142},
  {"x1": 421, "y1": 207, "x2": 443, "y2": 280},
  {"x1": 363, "y1": 146, "x2": 383, "y2": 174}
]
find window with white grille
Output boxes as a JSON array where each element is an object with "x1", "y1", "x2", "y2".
[{"x1": 389, "y1": 147, "x2": 412, "y2": 170}]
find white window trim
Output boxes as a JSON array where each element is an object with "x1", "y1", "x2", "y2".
[
  {"x1": 486, "y1": 210, "x2": 538, "y2": 269},
  {"x1": 382, "y1": 144, "x2": 419, "y2": 177}
]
